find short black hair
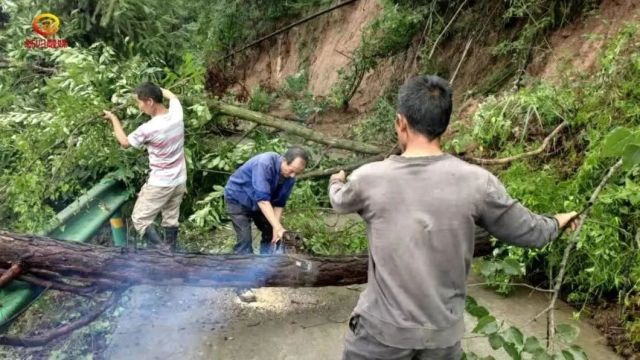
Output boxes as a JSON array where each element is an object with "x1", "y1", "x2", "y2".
[
  {"x1": 396, "y1": 75, "x2": 453, "y2": 140},
  {"x1": 283, "y1": 145, "x2": 309, "y2": 165},
  {"x1": 135, "y1": 82, "x2": 163, "y2": 103}
]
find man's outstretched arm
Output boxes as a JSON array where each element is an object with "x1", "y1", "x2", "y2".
[
  {"x1": 477, "y1": 173, "x2": 577, "y2": 248},
  {"x1": 103, "y1": 111, "x2": 130, "y2": 148}
]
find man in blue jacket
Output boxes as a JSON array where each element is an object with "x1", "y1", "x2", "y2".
[
  {"x1": 224, "y1": 146, "x2": 308, "y2": 302},
  {"x1": 224, "y1": 145, "x2": 308, "y2": 253}
]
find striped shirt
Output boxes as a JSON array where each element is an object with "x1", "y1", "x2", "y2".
[{"x1": 127, "y1": 98, "x2": 187, "y2": 187}]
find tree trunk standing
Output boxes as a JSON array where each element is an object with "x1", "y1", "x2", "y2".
[{"x1": 0, "y1": 230, "x2": 492, "y2": 291}]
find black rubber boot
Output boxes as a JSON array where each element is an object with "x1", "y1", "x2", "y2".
[
  {"x1": 144, "y1": 225, "x2": 163, "y2": 248},
  {"x1": 164, "y1": 226, "x2": 179, "y2": 252}
]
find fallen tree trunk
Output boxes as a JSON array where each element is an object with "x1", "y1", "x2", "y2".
[
  {"x1": 0, "y1": 229, "x2": 492, "y2": 291},
  {"x1": 0, "y1": 231, "x2": 367, "y2": 289},
  {"x1": 208, "y1": 100, "x2": 383, "y2": 154},
  {"x1": 206, "y1": 99, "x2": 568, "y2": 167},
  {"x1": 0, "y1": 230, "x2": 492, "y2": 346}
]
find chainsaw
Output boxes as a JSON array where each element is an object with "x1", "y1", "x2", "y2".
[{"x1": 269, "y1": 231, "x2": 304, "y2": 254}]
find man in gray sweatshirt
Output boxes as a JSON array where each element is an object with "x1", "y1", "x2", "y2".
[{"x1": 329, "y1": 75, "x2": 578, "y2": 360}]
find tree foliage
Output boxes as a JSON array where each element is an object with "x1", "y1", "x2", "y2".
[{"x1": 1, "y1": 0, "x2": 639, "y2": 356}]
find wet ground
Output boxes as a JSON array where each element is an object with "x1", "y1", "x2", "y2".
[{"x1": 103, "y1": 274, "x2": 619, "y2": 360}]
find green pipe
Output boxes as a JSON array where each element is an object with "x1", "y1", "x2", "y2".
[
  {"x1": 110, "y1": 209, "x2": 127, "y2": 247},
  {"x1": 0, "y1": 175, "x2": 132, "y2": 327}
]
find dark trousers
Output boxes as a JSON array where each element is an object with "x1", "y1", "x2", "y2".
[{"x1": 226, "y1": 199, "x2": 273, "y2": 255}]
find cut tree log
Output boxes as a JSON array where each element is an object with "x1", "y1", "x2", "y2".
[
  {"x1": 0, "y1": 229, "x2": 492, "y2": 291},
  {"x1": 0, "y1": 229, "x2": 492, "y2": 347},
  {"x1": 0, "y1": 231, "x2": 367, "y2": 289},
  {"x1": 207, "y1": 100, "x2": 383, "y2": 154}
]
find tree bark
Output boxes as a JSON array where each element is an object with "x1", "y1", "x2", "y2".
[
  {"x1": 208, "y1": 100, "x2": 383, "y2": 154},
  {"x1": 0, "y1": 263, "x2": 21, "y2": 287},
  {"x1": 0, "y1": 230, "x2": 492, "y2": 291},
  {"x1": 0, "y1": 231, "x2": 367, "y2": 289}
]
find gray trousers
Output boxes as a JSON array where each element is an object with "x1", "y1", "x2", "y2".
[{"x1": 342, "y1": 315, "x2": 463, "y2": 360}]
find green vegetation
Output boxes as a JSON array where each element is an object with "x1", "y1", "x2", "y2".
[
  {"x1": 465, "y1": 296, "x2": 587, "y2": 360},
  {"x1": 353, "y1": 95, "x2": 397, "y2": 146},
  {"x1": 282, "y1": 69, "x2": 329, "y2": 122},
  {"x1": 467, "y1": 25, "x2": 640, "y2": 305},
  {"x1": 248, "y1": 86, "x2": 276, "y2": 113},
  {"x1": 453, "y1": 24, "x2": 640, "y2": 356},
  {"x1": 1, "y1": 0, "x2": 640, "y2": 357},
  {"x1": 285, "y1": 180, "x2": 367, "y2": 255}
]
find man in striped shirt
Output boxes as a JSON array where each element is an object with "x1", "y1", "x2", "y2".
[{"x1": 103, "y1": 82, "x2": 187, "y2": 251}]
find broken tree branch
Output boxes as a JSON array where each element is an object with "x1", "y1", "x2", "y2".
[
  {"x1": 407, "y1": 9, "x2": 433, "y2": 80},
  {"x1": 467, "y1": 121, "x2": 568, "y2": 165},
  {"x1": 0, "y1": 263, "x2": 21, "y2": 288},
  {"x1": 450, "y1": 37, "x2": 473, "y2": 85},
  {"x1": 428, "y1": 0, "x2": 468, "y2": 60},
  {"x1": 467, "y1": 282, "x2": 555, "y2": 293},
  {"x1": 208, "y1": 100, "x2": 383, "y2": 154},
  {"x1": 28, "y1": 63, "x2": 57, "y2": 74},
  {"x1": 0, "y1": 269, "x2": 99, "y2": 298},
  {"x1": 299, "y1": 146, "x2": 400, "y2": 179},
  {"x1": 299, "y1": 153, "x2": 385, "y2": 179},
  {"x1": 0, "y1": 61, "x2": 56, "y2": 74},
  {"x1": 0, "y1": 291, "x2": 122, "y2": 347},
  {"x1": 544, "y1": 159, "x2": 623, "y2": 349},
  {"x1": 334, "y1": 49, "x2": 354, "y2": 60}
]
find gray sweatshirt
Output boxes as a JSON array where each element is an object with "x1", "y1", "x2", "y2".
[{"x1": 329, "y1": 154, "x2": 558, "y2": 349}]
